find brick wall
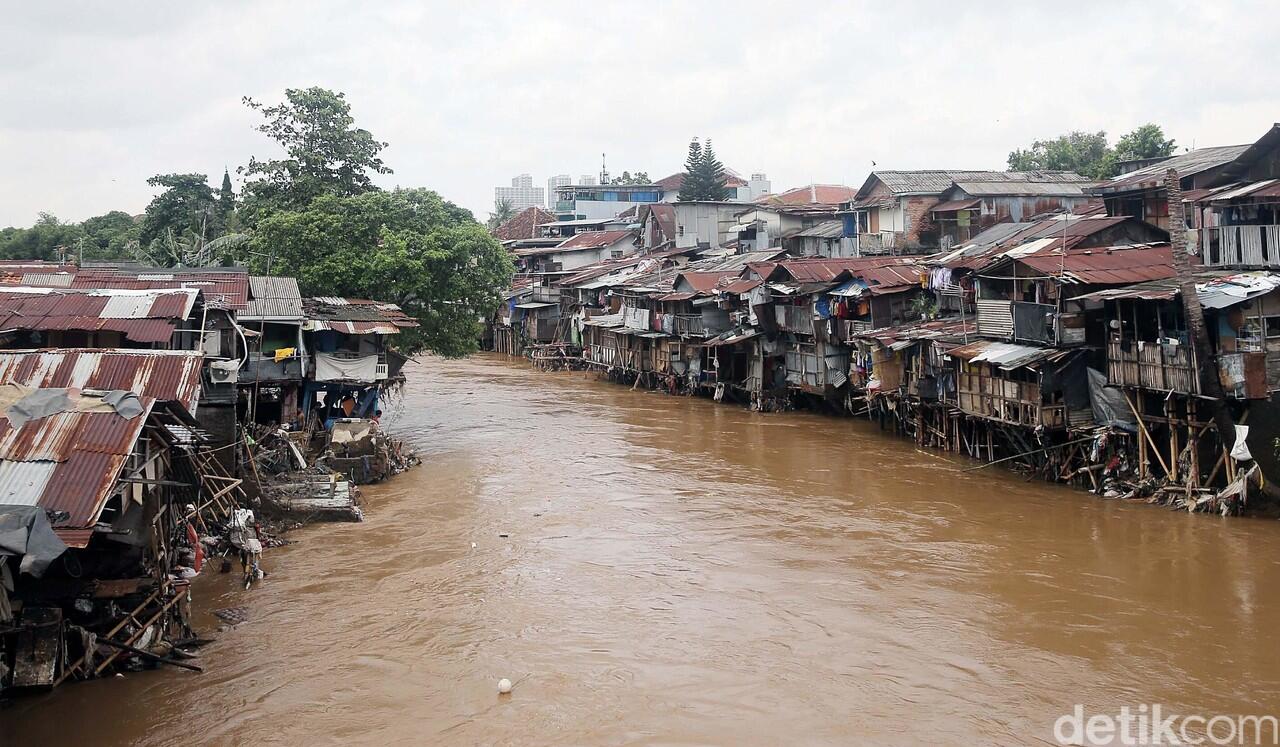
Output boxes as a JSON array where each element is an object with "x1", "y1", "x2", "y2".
[{"x1": 903, "y1": 196, "x2": 939, "y2": 249}]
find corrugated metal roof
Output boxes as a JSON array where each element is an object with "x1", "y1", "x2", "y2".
[
  {"x1": 244, "y1": 275, "x2": 304, "y2": 321},
  {"x1": 1093, "y1": 145, "x2": 1250, "y2": 195},
  {"x1": 858, "y1": 170, "x2": 1090, "y2": 201},
  {"x1": 1074, "y1": 271, "x2": 1280, "y2": 309},
  {"x1": 0, "y1": 394, "x2": 153, "y2": 530},
  {"x1": 947, "y1": 340, "x2": 1064, "y2": 369},
  {"x1": 952, "y1": 181, "x2": 1089, "y2": 197},
  {"x1": 303, "y1": 297, "x2": 418, "y2": 329},
  {"x1": 1013, "y1": 245, "x2": 1176, "y2": 285},
  {"x1": 0, "y1": 461, "x2": 56, "y2": 505},
  {"x1": 555, "y1": 230, "x2": 636, "y2": 250},
  {"x1": 0, "y1": 287, "x2": 196, "y2": 343},
  {"x1": 0, "y1": 349, "x2": 204, "y2": 410},
  {"x1": 795, "y1": 220, "x2": 844, "y2": 239}
]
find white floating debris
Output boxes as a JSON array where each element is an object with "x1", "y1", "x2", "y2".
[{"x1": 497, "y1": 678, "x2": 513, "y2": 694}]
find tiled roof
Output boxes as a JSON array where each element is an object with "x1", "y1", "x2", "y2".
[
  {"x1": 494, "y1": 207, "x2": 557, "y2": 241},
  {"x1": 654, "y1": 171, "x2": 748, "y2": 192},
  {"x1": 758, "y1": 184, "x2": 857, "y2": 206}
]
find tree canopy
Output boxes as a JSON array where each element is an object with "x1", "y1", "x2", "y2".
[
  {"x1": 1007, "y1": 124, "x2": 1177, "y2": 179},
  {"x1": 250, "y1": 188, "x2": 511, "y2": 356},
  {"x1": 138, "y1": 173, "x2": 217, "y2": 249},
  {"x1": 239, "y1": 87, "x2": 392, "y2": 219},
  {"x1": 677, "y1": 137, "x2": 729, "y2": 201}
]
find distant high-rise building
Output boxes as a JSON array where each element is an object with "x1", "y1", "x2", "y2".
[
  {"x1": 748, "y1": 173, "x2": 771, "y2": 200},
  {"x1": 578, "y1": 175, "x2": 597, "y2": 186},
  {"x1": 494, "y1": 173, "x2": 544, "y2": 211},
  {"x1": 546, "y1": 174, "x2": 572, "y2": 208}
]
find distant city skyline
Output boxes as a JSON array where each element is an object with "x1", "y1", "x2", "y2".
[{"x1": 1, "y1": 2, "x2": 1276, "y2": 227}]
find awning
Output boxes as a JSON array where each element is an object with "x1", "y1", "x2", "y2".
[
  {"x1": 931, "y1": 198, "x2": 981, "y2": 213},
  {"x1": 514, "y1": 301, "x2": 558, "y2": 309},
  {"x1": 706, "y1": 328, "x2": 761, "y2": 347},
  {"x1": 829, "y1": 279, "x2": 867, "y2": 297},
  {"x1": 946, "y1": 340, "x2": 1064, "y2": 369}
]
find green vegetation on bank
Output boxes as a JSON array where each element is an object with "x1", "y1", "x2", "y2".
[{"x1": 0, "y1": 86, "x2": 512, "y2": 357}]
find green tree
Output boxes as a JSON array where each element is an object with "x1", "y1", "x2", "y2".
[
  {"x1": 0, "y1": 213, "x2": 86, "y2": 261},
  {"x1": 1115, "y1": 124, "x2": 1177, "y2": 162},
  {"x1": 1007, "y1": 130, "x2": 1114, "y2": 179},
  {"x1": 487, "y1": 198, "x2": 517, "y2": 230},
  {"x1": 214, "y1": 169, "x2": 237, "y2": 234},
  {"x1": 700, "y1": 139, "x2": 729, "y2": 200},
  {"x1": 79, "y1": 210, "x2": 140, "y2": 260},
  {"x1": 677, "y1": 138, "x2": 704, "y2": 201},
  {"x1": 239, "y1": 87, "x2": 391, "y2": 219},
  {"x1": 139, "y1": 173, "x2": 216, "y2": 248},
  {"x1": 248, "y1": 188, "x2": 512, "y2": 357}
]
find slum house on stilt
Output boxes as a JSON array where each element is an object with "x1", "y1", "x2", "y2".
[
  {"x1": 237, "y1": 276, "x2": 306, "y2": 428},
  {"x1": 300, "y1": 297, "x2": 417, "y2": 426},
  {"x1": 0, "y1": 348, "x2": 237, "y2": 694},
  {"x1": 1070, "y1": 272, "x2": 1280, "y2": 509},
  {"x1": 733, "y1": 256, "x2": 930, "y2": 409}
]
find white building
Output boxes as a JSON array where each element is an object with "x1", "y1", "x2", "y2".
[
  {"x1": 495, "y1": 174, "x2": 545, "y2": 211},
  {"x1": 748, "y1": 173, "x2": 772, "y2": 200},
  {"x1": 546, "y1": 174, "x2": 571, "y2": 208}
]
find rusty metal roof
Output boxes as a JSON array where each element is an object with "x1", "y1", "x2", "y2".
[
  {"x1": 1009, "y1": 245, "x2": 1175, "y2": 285},
  {"x1": 0, "y1": 287, "x2": 198, "y2": 343},
  {"x1": 304, "y1": 297, "x2": 418, "y2": 332},
  {"x1": 0, "y1": 396, "x2": 154, "y2": 533},
  {"x1": 1092, "y1": 145, "x2": 1250, "y2": 195},
  {"x1": 0, "y1": 349, "x2": 204, "y2": 410},
  {"x1": 752, "y1": 256, "x2": 921, "y2": 283}
]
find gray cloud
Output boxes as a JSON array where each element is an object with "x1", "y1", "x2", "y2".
[{"x1": 2, "y1": 0, "x2": 1276, "y2": 227}]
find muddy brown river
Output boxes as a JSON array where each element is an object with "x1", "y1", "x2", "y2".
[{"x1": 3, "y1": 354, "x2": 1279, "y2": 745}]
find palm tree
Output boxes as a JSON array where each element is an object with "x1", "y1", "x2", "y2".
[{"x1": 487, "y1": 199, "x2": 517, "y2": 230}]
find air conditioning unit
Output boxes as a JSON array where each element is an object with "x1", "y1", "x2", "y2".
[{"x1": 208, "y1": 363, "x2": 239, "y2": 385}]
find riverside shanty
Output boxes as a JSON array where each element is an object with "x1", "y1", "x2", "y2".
[
  {"x1": 487, "y1": 122, "x2": 1280, "y2": 516},
  {"x1": 0, "y1": 265, "x2": 417, "y2": 697}
]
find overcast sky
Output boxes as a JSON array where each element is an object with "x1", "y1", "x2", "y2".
[{"x1": 2, "y1": 1, "x2": 1277, "y2": 227}]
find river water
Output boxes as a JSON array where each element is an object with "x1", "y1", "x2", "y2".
[{"x1": 3, "y1": 354, "x2": 1279, "y2": 745}]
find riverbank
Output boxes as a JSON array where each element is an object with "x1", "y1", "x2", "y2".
[{"x1": 5, "y1": 355, "x2": 1277, "y2": 745}]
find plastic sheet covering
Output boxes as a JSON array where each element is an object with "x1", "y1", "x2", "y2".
[
  {"x1": 1087, "y1": 368, "x2": 1136, "y2": 432},
  {"x1": 1230, "y1": 425, "x2": 1253, "y2": 461},
  {"x1": 0, "y1": 505, "x2": 68, "y2": 578},
  {"x1": 314, "y1": 353, "x2": 378, "y2": 381}
]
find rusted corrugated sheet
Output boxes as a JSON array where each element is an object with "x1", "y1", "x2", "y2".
[
  {"x1": 1017, "y1": 245, "x2": 1176, "y2": 285},
  {"x1": 0, "y1": 350, "x2": 203, "y2": 410},
  {"x1": 0, "y1": 288, "x2": 193, "y2": 342},
  {"x1": 41, "y1": 450, "x2": 133, "y2": 529}
]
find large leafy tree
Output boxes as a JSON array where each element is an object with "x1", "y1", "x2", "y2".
[
  {"x1": 139, "y1": 173, "x2": 217, "y2": 248},
  {"x1": 1114, "y1": 124, "x2": 1177, "y2": 162},
  {"x1": 1008, "y1": 124, "x2": 1178, "y2": 180},
  {"x1": 79, "y1": 210, "x2": 141, "y2": 260},
  {"x1": 0, "y1": 213, "x2": 86, "y2": 261},
  {"x1": 239, "y1": 87, "x2": 391, "y2": 219},
  {"x1": 1008, "y1": 130, "x2": 1113, "y2": 179},
  {"x1": 249, "y1": 188, "x2": 512, "y2": 357}
]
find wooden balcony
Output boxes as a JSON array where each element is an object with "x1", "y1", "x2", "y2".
[{"x1": 1106, "y1": 339, "x2": 1198, "y2": 393}]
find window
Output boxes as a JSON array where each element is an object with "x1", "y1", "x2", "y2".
[
  {"x1": 1265, "y1": 316, "x2": 1280, "y2": 338},
  {"x1": 677, "y1": 225, "x2": 685, "y2": 236}
]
